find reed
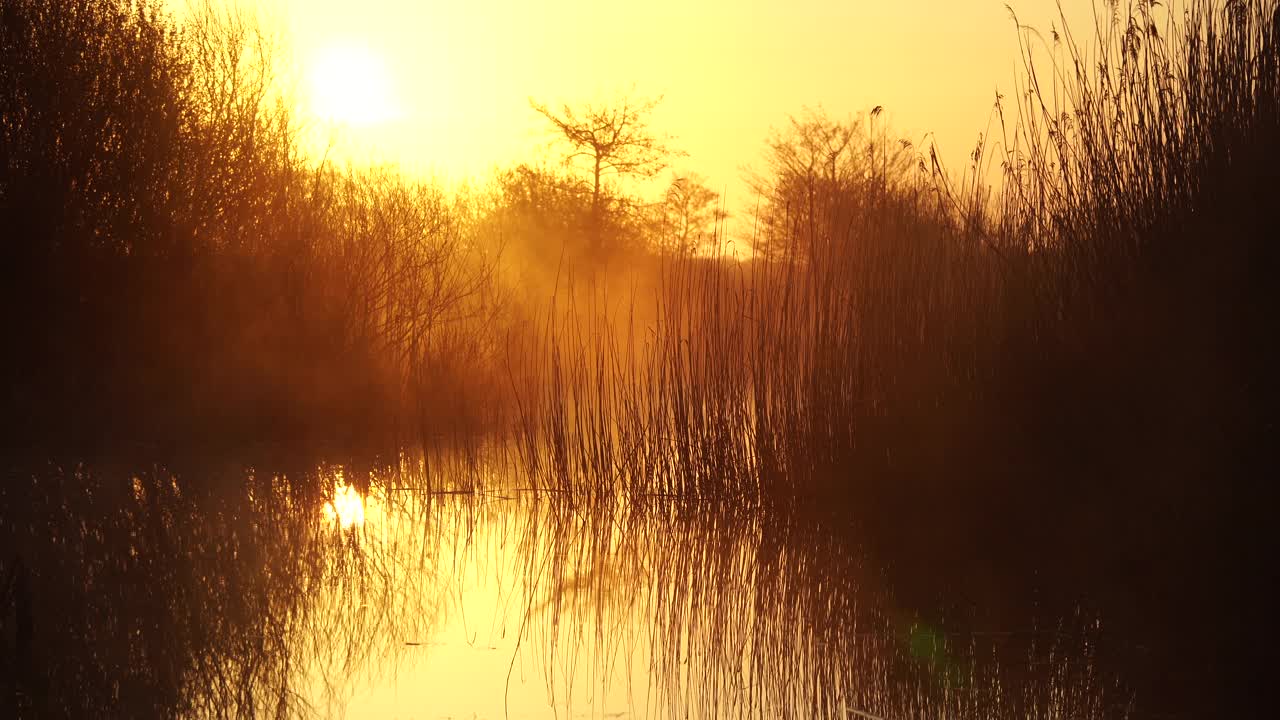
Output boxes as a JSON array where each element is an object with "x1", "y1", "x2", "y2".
[
  {"x1": 507, "y1": 4, "x2": 1278, "y2": 713},
  {"x1": 513, "y1": 0, "x2": 1279, "y2": 536}
]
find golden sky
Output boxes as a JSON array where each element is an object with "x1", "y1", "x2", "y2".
[{"x1": 196, "y1": 1, "x2": 1100, "y2": 213}]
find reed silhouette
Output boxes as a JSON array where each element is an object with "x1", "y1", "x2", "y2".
[{"x1": 507, "y1": 2, "x2": 1279, "y2": 715}]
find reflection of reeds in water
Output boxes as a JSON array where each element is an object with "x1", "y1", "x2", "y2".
[
  {"x1": 332, "y1": 484, "x2": 1126, "y2": 720},
  {"x1": 509, "y1": 495, "x2": 1125, "y2": 720},
  {"x1": 0, "y1": 458, "x2": 1123, "y2": 719},
  {"x1": 0, "y1": 458, "x2": 445, "y2": 719}
]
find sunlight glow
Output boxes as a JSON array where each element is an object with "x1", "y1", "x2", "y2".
[
  {"x1": 306, "y1": 43, "x2": 399, "y2": 126},
  {"x1": 323, "y1": 479, "x2": 367, "y2": 529},
  {"x1": 257, "y1": 0, "x2": 1099, "y2": 220}
]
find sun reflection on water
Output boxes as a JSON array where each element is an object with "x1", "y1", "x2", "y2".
[{"x1": 322, "y1": 477, "x2": 366, "y2": 529}]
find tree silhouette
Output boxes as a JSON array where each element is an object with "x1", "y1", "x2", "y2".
[
  {"x1": 749, "y1": 108, "x2": 913, "y2": 259},
  {"x1": 530, "y1": 93, "x2": 681, "y2": 255},
  {"x1": 661, "y1": 174, "x2": 724, "y2": 253}
]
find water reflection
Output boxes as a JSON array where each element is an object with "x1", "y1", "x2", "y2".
[
  {"x1": 314, "y1": 487, "x2": 1121, "y2": 719},
  {"x1": 0, "y1": 458, "x2": 1123, "y2": 719},
  {"x1": 322, "y1": 475, "x2": 368, "y2": 529},
  {"x1": 0, "y1": 458, "x2": 424, "y2": 719}
]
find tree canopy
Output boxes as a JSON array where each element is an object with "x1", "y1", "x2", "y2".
[
  {"x1": 749, "y1": 108, "x2": 916, "y2": 258},
  {"x1": 530, "y1": 93, "x2": 682, "y2": 257}
]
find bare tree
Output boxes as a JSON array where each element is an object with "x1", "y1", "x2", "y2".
[
  {"x1": 662, "y1": 174, "x2": 724, "y2": 253},
  {"x1": 749, "y1": 108, "x2": 913, "y2": 259},
  {"x1": 530, "y1": 93, "x2": 681, "y2": 253}
]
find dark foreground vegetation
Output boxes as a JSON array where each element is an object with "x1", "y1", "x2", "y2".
[{"x1": 2, "y1": 0, "x2": 1278, "y2": 718}]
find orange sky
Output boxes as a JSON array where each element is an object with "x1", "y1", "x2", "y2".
[{"x1": 192, "y1": 1, "x2": 1104, "y2": 218}]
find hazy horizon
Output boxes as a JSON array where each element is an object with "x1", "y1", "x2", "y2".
[{"x1": 183, "y1": 0, "x2": 1102, "y2": 224}]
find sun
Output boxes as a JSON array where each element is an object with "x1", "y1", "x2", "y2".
[{"x1": 306, "y1": 42, "x2": 400, "y2": 127}]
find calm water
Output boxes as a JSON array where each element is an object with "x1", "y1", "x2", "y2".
[{"x1": 0, "y1": 458, "x2": 1124, "y2": 719}]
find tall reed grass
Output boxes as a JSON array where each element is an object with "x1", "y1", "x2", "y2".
[{"x1": 507, "y1": 2, "x2": 1279, "y2": 714}]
